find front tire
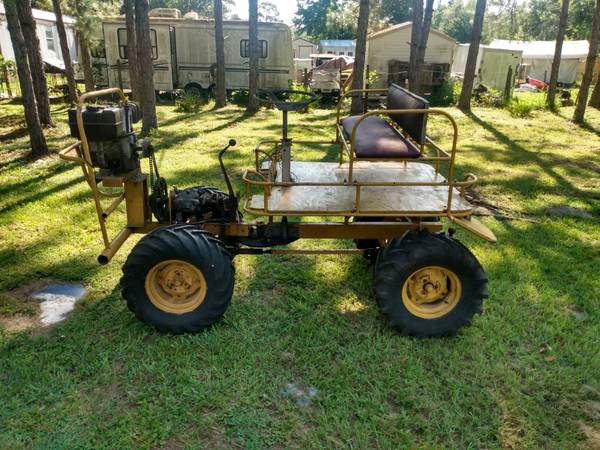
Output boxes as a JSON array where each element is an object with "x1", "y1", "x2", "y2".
[
  {"x1": 121, "y1": 225, "x2": 234, "y2": 333},
  {"x1": 374, "y1": 231, "x2": 488, "y2": 337}
]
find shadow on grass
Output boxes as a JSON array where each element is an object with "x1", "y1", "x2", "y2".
[
  {"x1": 0, "y1": 126, "x2": 29, "y2": 142},
  {"x1": 463, "y1": 111, "x2": 598, "y2": 206},
  {"x1": 0, "y1": 165, "x2": 80, "y2": 214},
  {"x1": 552, "y1": 108, "x2": 600, "y2": 138},
  {"x1": 203, "y1": 110, "x2": 257, "y2": 134},
  {"x1": 0, "y1": 233, "x2": 101, "y2": 291},
  {"x1": 0, "y1": 155, "x2": 29, "y2": 173}
]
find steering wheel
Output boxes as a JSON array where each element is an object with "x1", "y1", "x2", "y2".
[{"x1": 260, "y1": 89, "x2": 320, "y2": 112}]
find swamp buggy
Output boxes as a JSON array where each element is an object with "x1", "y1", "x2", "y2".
[{"x1": 60, "y1": 86, "x2": 496, "y2": 337}]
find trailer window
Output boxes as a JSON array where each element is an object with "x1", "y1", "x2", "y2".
[
  {"x1": 118, "y1": 28, "x2": 158, "y2": 60},
  {"x1": 45, "y1": 28, "x2": 55, "y2": 52},
  {"x1": 240, "y1": 39, "x2": 268, "y2": 58}
]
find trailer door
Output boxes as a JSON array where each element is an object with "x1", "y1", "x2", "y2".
[
  {"x1": 170, "y1": 26, "x2": 178, "y2": 88},
  {"x1": 106, "y1": 24, "x2": 172, "y2": 91},
  {"x1": 151, "y1": 25, "x2": 173, "y2": 91},
  {"x1": 479, "y1": 49, "x2": 522, "y2": 91}
]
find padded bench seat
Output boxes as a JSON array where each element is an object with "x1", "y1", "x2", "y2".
[
  {"x1": 338, "y1": 84, "x2": 429, "y2": 161},
  {"x1": 341, "y1": 115, "x2": 421, "y2": 159}
]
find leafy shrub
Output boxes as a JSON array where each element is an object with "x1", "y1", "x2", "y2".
[
  {"x1": 287, "y1": 81, "x2": 318, "y2": 111},
  {"x1": 366, "y1": 69, "x2": 380, "y2": 86},
  {"x1": 473, "y1": 86, "x2": 506, "y2": 108},
  {"x1": 507, "y1": 97, "x2": 534, "y2": 118},
  {"x1": 175, "y1": 91, "x2": 205, "y2": 113},
  {"x1": 429, "y1": 79, "x2": 458, "y2": 106},
  {"x1": 229, "y1": 89, "x2": 249, "y2": 106}
]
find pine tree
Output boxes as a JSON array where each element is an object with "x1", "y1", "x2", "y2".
[
  {"x1": 17, "y1": 0, "x2": 54, "y2": 126},
  {"x1": 246, "y1": 0, "x2": 259, "y2": 112},
  {"x1": 457, "y1": 0, "x2": 487, "y2": 111},
  {"x1": 135, "y1": 0, "x2": 158, "y2": 134},
  {"x1": 546, "y1": 0, "x2": 570, "y2": 109},
  {"x1": 52, "y1": 0, "x2": 78, "y2": 102},
  {"x1": 4, "y1": 0, "x2": 48, "y2": 157},
  {"x1": 214, "y1": 0, "x2": 227, "y2": 108},
  {"x1": 350, "y1": 0, "x2": 369, "y2": 114},
  {"x1": 573, "y1": 0, "x2": 600, "y2": 123}
]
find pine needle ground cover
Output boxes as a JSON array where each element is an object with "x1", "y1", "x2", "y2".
[{"x1": 0, "y1": 100, "x2": 599, "y2": 449}]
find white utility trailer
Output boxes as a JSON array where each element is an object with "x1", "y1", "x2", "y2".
[
  {"x1": 451, "y1": 44, "x2": 523, "y2": 91},
  {"x1": 96, "y1": 9, "x2": 293, "y2": 93}
]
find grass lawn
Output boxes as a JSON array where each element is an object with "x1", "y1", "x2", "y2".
[{"x1": 0, "y1": 96, "x2": 599, "y2": 449}]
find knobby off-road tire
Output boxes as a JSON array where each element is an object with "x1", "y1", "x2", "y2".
[
  {"x1": 121, "y1": 225, "x2": 234, "y2": 333},
  {"x1": 374, "y1": 231, "x2": 488, "y2": 337}
]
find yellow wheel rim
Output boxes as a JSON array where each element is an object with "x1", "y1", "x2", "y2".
[
  {"x1": 401, "y1": 266, "x2": 462, "y2": 319},
  {"x1": 145, "y1": 259, "x2": 207, "y2": 314}
]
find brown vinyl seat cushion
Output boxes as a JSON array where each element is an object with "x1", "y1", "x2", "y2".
[
  {"x1": 341, "y1": 115, "x2": 421, "y2": 159},
  {"x1": 386, "y1": 84, "x2": 429, "y2": 145}
]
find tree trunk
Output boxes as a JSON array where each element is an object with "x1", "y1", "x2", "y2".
[
  {"x1": 52, "y1": 0, "x2": 77, "y2": 103},
  {"x1": 135, "y1": 0, "x2": 157, "y2": 134},
  {"x1": 414, "y1": 0, "x2": 434, "y2": 95},
  {"x1": 16, "y1": 0, "x2": 54, "y2": 127},
  {"x1": 124, "y1": 0, "x2": 141, "y2": 99},
  {"x1": 408, "y1": 0, "x2": 423, "y2": 93},
  {"x1": 574, "y1": 0, "x2": 600, "y2": 123},
  {"x1": 74, "y1": 0, "x2": 94, "y2": 92},
  {"x1": 547, "y1": 0, "x2": 569, "y2": 109},
  {"x1": 589, "y1": 70, "x2": 600, "y2": 108},
  {"x1": 214, "y1": 0, "x2": 227, "y2": 108},
  {"x1": 350, "y1": 0, "x2": 370, "y2": 114},
  {"x1": 247, "y1": 0, "x2": 260, "y2": 112},
  {"x1": 0, "y1": 47, "x2": 12, "y2": 98},
  {"x1": 457, "y1": 0, "x2": 487, "y2": 111},
  {"x1": 78, "y1": 35, "x2": 94, "y2": 92},
  {"x1": 4, "y1": 0, "x2": 48, "y2": 157}
]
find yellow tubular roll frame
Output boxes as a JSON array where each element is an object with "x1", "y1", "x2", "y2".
[{"x1": 58, "y1": 88, "x2": 145, "y2": 263}]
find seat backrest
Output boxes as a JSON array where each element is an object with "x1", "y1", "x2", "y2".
[{"x1": 386, "y1": 84, "x2": 429, "y2": 145}]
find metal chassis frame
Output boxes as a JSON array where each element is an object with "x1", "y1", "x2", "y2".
[{"x1": 59, "y1": 88, "x2": 495, "y2": 266}]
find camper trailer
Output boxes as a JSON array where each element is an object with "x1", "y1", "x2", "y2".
[{"x1": 99, "y1": 9, "x2": 293, "y2": 93}]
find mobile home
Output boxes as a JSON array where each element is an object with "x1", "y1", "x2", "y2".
[
  {"x1": 366, "y1": 22, "x2": 456, "y2": 89},
  {"x1": 452, "y1": 44, "x2": 522, "y2": 91},
  {"x1": 319, "y1": 39, "x2": 355, "y2": 56},
  {"x1": 100, "y1": 9, "x2": 293, "y2": 92},
  {"x1": 0, "y1": 1, "x2": 77, "y2": 70},
  {"x1": 489, "y1": 39, "x2": 588, "y2": 85}
]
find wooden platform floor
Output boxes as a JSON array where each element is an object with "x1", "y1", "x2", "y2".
[{"x1": 247, "y1": 161, "x2": 472, "y2": 216}]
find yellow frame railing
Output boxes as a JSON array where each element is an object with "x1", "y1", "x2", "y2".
[{"x1": 58, "y1": 88, "x2": 144, "y2": 263}]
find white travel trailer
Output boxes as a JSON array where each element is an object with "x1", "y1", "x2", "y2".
[
  {"x1": 0, "y1": 1, "x2": 77, "y2": 70},
  {"x1": 99, "y1": 9, "x2": 293, "y2": 92}
]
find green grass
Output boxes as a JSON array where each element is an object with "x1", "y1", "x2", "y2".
[{"x1": 1, "y1": 98, "x2": 599, "y2": 449}]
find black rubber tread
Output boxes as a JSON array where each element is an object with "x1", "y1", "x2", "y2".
[
  {"x1": 120, "y1": 224, "x2": 235, "y2": 333},
  {"x1": 373, "y1": 230, "x2": 488, "y2": 337}
]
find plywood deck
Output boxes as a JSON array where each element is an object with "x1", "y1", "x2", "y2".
[{"x1": 247, "y1": 161, "x2": 472, "y2": 216}]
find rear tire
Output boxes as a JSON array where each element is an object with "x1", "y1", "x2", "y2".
[
  {"x1": 121, "y1": 224, "x2": 234, "y2": 333},
  {"x1": 374, "y1": 231, "x2": 487, "y2": 337},
  {"x1": 184, "y1": 83, "x2": 205, "y2": 97}
]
